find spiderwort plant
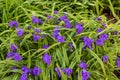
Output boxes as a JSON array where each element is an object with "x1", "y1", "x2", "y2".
[
  {"x1": 9, "y1": 21, "x2": 18, "y2": 28},
  {"x1": 75, "y1": 23, "x2": 83, "y2": 34},
  {"x1": 81, "y1": 69, "x2": 90, "y2": 80},
  {"x1": 102, "y1": 55, "x2": 108, "y2": 63},
  {"x1": 16, "y1": 28, "x2": 24, "y2": 37},
  {"x1": 32, "y1": 16, "x2": 43, "y2": 24},
  {"x1": 116, "y1": 57, "x2": 120, "y2": 68},
  {"x1": 31, "y1": 66, "x2": 42, "y2": 76},
  {"x1": 42, "y1": 53, "x2": 52, "y2": 65},
  {"x1": 83, "y1": 37, "x2": 93, "y2": 50},
  {"x1": 79, "y1": 61, "x2": 88, "y2": 69}
]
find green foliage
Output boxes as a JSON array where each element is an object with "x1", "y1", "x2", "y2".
[{"x1": 0, "y1": 0, "x2": 120, "y2": 80}]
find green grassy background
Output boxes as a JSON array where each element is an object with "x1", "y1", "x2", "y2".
[{"x1": 0, "y1": 0, "x2": 120, "y2": 80}]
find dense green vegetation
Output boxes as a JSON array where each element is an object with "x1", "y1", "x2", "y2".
[{"x1": 0, "y1": 0, "x2": 120, "y2": 80}]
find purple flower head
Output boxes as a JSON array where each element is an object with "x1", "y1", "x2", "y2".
[
  {"x1": 31, "y1": 66, "x2": 42, "y2": 76},
  {"x1": 117, "y1": 57, "x2": 120, "y2": 68},
  {"x1": 57, "y1": 36, "x2": 65, "y2": 43},
  {"x1": 52, "y1": 33, "x2": 59, "y2": 39},
  {"x1": 96, "y1": 17, "x2": 102, "y2": 21},
  {"x1": 27, "y1": 25, "x2": 32, "y2": 29},
  {"x1": 79, "y1": 61, "x2": 88, "y2": 69},
  {"x1": 102, "y1": 55, "x2": 108, "y2": 63},
  {"x1": 38, "y1": 19, "x2": 43, "y2": 24},
  {"x1": 102, "y1": 22, "x2": 107, "y2": 28},
  {"x1": 42, "y1": 53, "x2": 51, "y2": 65},
  {"x1": 96, "y1": 28, "x2": 102, "y2": 33},
  {"x1": 63, "y1": 68, "x2": 73, "y2": 76},
  {"x1": 11, "y1": 66, "x2": 16, "y2": 70},
  {"x1": 20, "y1": 73, "x2": 28, "y2": 80},
  {"x1": 60, "y1": 15, "x2": 68, "y2": 21},
  {"x1": 96, "y1": 39, "x2": 104, "y2": 46},
  {"x1": 68, "y1": 43, "x2": 74, "y2": 48},
  {"x1": 32, "y1": 16, "x2": 43, "y2": 24},
  {"x1": 114, "y1": 31, "x2": 119, "y2": 35},
  {"x1": 13, "y1": 53, "x2": 22, "y2": 61},
  {"x1": 43, "y1": 45, "x2": 49, "y2": 49},
  {"x1": 21, "y1": 66, "x2": 31, "y2": 74},
  {"x1": 83, "y1": 37, "x2": 93, "y2": 50},
  {"x1": 52, "y1": 27, "x2": 60, "y2": 38},
  {"x1": 32, "y1": 34, "x2": 40, "y2": 41},
  {"x1": 10, "y1": 44, "x2": 18, "y2": 52},
  {"x1": 16, "y1": 28, "x2": 24, "y2": 37},
  {"x1": 54, "y1": 10, "x2": 58, "y2": 14},
  {"x1": 6, "y1": 52, "x2": 15, "y2": 58},
  {"x1": 75, "y1": 23, "x2": 83, "y2": 34},
  {"x1": 64, "y1": 19, "x2": 72, "y2": 28},
  {"x1": 81, "y1": 69, "x2": 90, "y2": 80},
  {"x1": 34, "y1": 28, "x2": 41, "y2": 33},
  {"x1": 41, "y1": 34, "x2": 46, "y2": 38},
  {"x1": 55, "y1": 67, "x2": 61, "y2": 77},
  {"x1": 9, "y1": 21, "x2": 18, "y2": 28},
  {"x1": 47, "y1": 15, "x2": 53, "y2": 19},
  {"x1": 99, "y1": 34, "x2": 108, "y2": 41},
  {"x1": 53, "y1": 28, "x2": 60, "y2": 33}
]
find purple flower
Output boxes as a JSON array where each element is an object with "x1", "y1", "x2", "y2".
[
  {"x1": 57, "y1": 36, "x2": 65, "y2": 43},
  {"x1": 32, "y1": 16, "x2": 43, "y2": 24},
  {"x1": 83, "y1": 37, "x2": 93, "y2": 50},
  {"x1": 116, "y1": 57, "x2": 120, "y2": 68},
  {"x1": 11, "y1": 66, "x2": 16, "y2": 70},
  {"x1": 42, "y1": 53, "x2": 51, "y2": 65},
  {"x1": 20, "y1": 73, "x2": 28, "y2": 80},
  {"x1": 9, "y1": 21, "x2": 18, "y2": 28},
  {"x1": 32, "y1": 34, "x2": 40, "y2": 41},
  {"x1": 21, "y1": 66, "x2": 31, "y2": 74},
  {"x1": 27, "y1": 25, "x2": 32, "y2": 29},
  {"x1": 102, "y1": 22, "x2": 107, "y2": 28},
  {"x1": 96, "y1": 28, "x2": 102, "y2": 33},
  {"x1": 96, "y1": 39, "x2": 104, "y2": 46},
  {"x1": 16, "y1": 28, "x2": 24, "y2": 37},
  {"x1": 52, "y1": 29, "x2": 60, "y2": 39},
  {"x1": 31, "y1": 66, "x2": 42, "y2": 76},
  {"x1": 55, "y1": 67, "x2": 61, "y2": 77},
  {"x1": 34, "y1": 28, "x2": 41, "y2": 33},
  {"x1": 6, "y1": 52, "x2": 15, "y2": 58},
  {"x1": 102, "y1": 55, "x2": 108, "y2": 63},
  {"x1": 47, "y1": 15, "x2": 53, "y2": 19},
  {"x1": 114, "y1": 31, "x2": 119, "y2": 35},
  {"x1": 43, "y1": 45, "x2": 49, "y2": 49},
  {"x1": 81, "y1": 69, "x2": 90, "y2": 80},
  {"x1": 10, "y1": 44, "x2": 18, "y2": 52},
  {"x1": 75, "y1": 23, "x2": 83, "y2": 34},
  {"x1": 60, "y1": 15, "x2": 68, "y2": 21},
  {"x1": 79, "y1": 61, "x2": 88, "y2": 69},
  {"x1": 13, "y1": 53, "x2": 22, "y2": 61},
  {"x1": 68, "y1": 43, "x2": 74, "y2": 48},
  {"x1": 99, "y1": 34, "x2": 108, "y2": 41},
  {"x1": 63, "y1": 68, "x2": 73, "y2": 76},
  {"x1": 64, "y1": 19, "x2": 72, "y2": 28},
  {"x1": 54, "y1": 10, "x2": 58, "y2": 14},
  {"x1": 41, "y1": 34, "x2": 46, "y2": 38},
  {"x1": 96, "y1": 17, "x2": 102, "y2": 21}
]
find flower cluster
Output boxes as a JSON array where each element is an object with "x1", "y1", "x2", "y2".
[
  {"x1": 6, "y1": 44, "x2": 22, "y2": 61},
  {"x1": 96, "y1": 33, "x2": 108, "y2": 46},
  {"x1": 60, "y1": 15, "x2": 72, "y2": 28},
  {"x1": 6, "y1": 11, "x2": 120, "y2": 80},
  {"x1": 52, "y1": 27, "x2": 65, "y2": 43},
  {"x1": 55, "y1": 67, "x2": 73, "y2": 77},
  {"x1": 102, "y1": 55, "x2": 108, "y2": 63},
  {"x1": 79, "y1": 61, "x2": 90, "y2": 80},
  {"x1": 20, "y1": 66, "x2": 42, "y2": 80}
]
